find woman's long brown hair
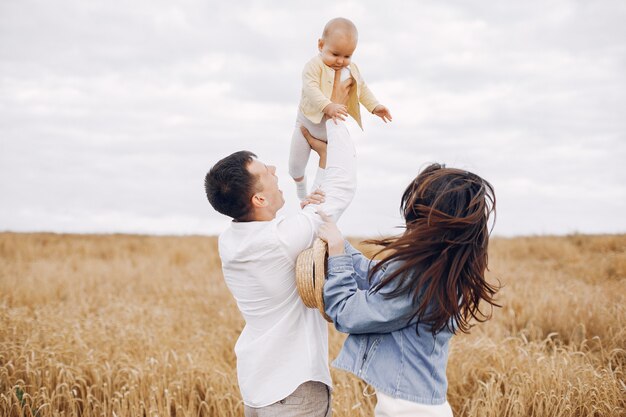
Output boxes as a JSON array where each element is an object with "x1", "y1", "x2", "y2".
[{"x1": 365, "y1": 163, "x2": 499, "y2": 335}]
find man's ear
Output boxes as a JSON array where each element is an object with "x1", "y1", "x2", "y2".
[
  {"x1": 318, "y1": 38, "x2": 324, "y2": 52},
  {"x1": 251, "y1": 193, "x2": 267, "y2": 208}
]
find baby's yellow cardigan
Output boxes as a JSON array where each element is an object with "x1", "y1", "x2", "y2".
[{"x1": 299, "y1": 55, "x2": 380, "y2": 130}]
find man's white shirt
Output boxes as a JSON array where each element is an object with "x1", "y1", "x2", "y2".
[{"x1": 218, "y1": 121, "x2": 356, "y2": 407}]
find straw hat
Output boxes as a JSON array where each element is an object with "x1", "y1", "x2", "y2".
[{"x1": 296, "y1": 238, "x2": 332, "y2": 322}]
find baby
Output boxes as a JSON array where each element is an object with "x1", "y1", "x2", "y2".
[{"x1": 289, "y1": 17, "x2": 392, "y2": 199}]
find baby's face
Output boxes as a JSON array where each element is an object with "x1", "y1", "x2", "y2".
[{"x1": 318, "y1": 32, "x2": 357, "y2": 70}]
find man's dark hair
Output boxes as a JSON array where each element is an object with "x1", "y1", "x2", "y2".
[{"x1": 204, "y1": 151, "x2": 258, "y2": 220}]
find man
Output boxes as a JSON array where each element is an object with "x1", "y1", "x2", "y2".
[{"x1": 204, "y1": 72, "x2": 356, "y2": 417}]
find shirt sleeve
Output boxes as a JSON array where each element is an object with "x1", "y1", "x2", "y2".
[
  {"x1": 310, "y1": 120, "x2": 357, "y2": 222},
  {"x1": 276, "y1": 213, "x2": 317, "y2": 261},
  {"x1": 323, "y1": 254, "x2": 416, "y2": 334},
  {"x1": 302, "y1": 60, "x2": 332, "y2": 114},
  {"x1": 344, "y1": 240, "x2": 378, "y2": 290},
  {"x1": 277, "y1": 121, "x2": 357, "y2": 260},
  {"x1": 310, "y1": 167, "x2": 325, "y2": 191}
]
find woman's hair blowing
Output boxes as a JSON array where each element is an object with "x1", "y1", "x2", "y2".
[{"x1": 366, "y1": 163, "x2": 499, "y2": 335}]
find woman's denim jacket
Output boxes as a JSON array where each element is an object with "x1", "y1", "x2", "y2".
[{"x1": 323, "y1": 241, "x2": 453, "y2": 405}]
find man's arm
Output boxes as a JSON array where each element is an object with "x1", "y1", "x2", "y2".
[
  {"x1": 277, "y1": 123, "x2": 357, "y2": 259},
  {"x1": 306, "y1": 70, "x2": 356, "y2": 222},
  {"x1": 302, "y1": 120, "x2": 355, "y2": 223},
  {"x1": 278, "y1": 72, "x2": 356, "y2": 259}
]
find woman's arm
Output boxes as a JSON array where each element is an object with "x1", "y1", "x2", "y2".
[
  {"x1": 318, "y1": 213, "x2": 415, "y2": 334},
  {"x1": 323, "y1": 255, "x2": 415, "y2": 334},
  {"x1": 343, "y1": 240, "x2": 377, "y2": 291}
]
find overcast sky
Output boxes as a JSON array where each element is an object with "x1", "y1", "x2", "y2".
[{"x1": 1, "y1": 0, "x2": 625, "y2": 237}]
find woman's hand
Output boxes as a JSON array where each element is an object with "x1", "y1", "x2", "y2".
[
  {"x1": 317, "y1": 211, "x2": 345, "y2": 256},
  {"x1": 300, "y1": 188, "x2": 326, "y2": 209}
]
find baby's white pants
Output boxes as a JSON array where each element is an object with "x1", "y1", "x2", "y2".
[{"x1": 288, "y1": 110, "x2": 329, "y2": 180}]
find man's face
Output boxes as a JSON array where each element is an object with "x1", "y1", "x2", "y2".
[{"x1": 248, "y1": 159, "x2": 284, "y2": 215}]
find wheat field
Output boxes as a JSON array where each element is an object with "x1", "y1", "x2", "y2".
[{"x1": 0, "y1": 232, "x2": 624, "y2": 417}]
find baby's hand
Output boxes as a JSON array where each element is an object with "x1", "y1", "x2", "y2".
[
  {"x1": 372, "y1": 104, "x2": 392, "y2": 123},
  {"x1": 323, "y1": 103, "x2": 349, "y2": 124}
]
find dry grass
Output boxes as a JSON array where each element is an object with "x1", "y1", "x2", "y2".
[{"x1": 1, "y1": 232, "x2": 624, "y2": 417}]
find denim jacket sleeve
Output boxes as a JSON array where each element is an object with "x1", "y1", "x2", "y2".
[
  {"x1": 343, "y1": 241, "x2": 376, "y2": 290},
  {"x1": 323, "y1": 245, "x2": 416, "y2": 334}
]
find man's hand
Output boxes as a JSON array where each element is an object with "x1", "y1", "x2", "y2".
[
  {"x1": 325, "y1": 69, "x2": 353, "y2": 124},
  {"x1": 317, "y1": 211, "x2": 345, "y2": 256},
  {"x1": 300, "y1": 188, "x2": 326, "y2": 209},
  {"x1": 372, "y1": 104, "x2": 392, "y2": 123},
  {"x1": 301, "y1": 126, "x2": 327, "y2": 169},
  {"x1": 331, "y1": 69, "x2": 352, "y2": 105}
]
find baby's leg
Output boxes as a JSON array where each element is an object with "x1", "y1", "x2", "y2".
[
  {"x1": 299, "y1": 111, "x2": 328, "y2": 142},
  {"x1": 289, "y1": 112, "x2": 328, "y2": 199},
  {"x1": 289, "y1": 121, "x2": 311, "y2": 176}
]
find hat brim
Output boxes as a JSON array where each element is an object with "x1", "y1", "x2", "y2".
[{"x1": 296, "y1": 238, "x2": 332, "y2": 322}]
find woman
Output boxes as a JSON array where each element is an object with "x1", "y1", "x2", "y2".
[{"x1": 318, "y1": 163, "x2": 499, "y2": 417}]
